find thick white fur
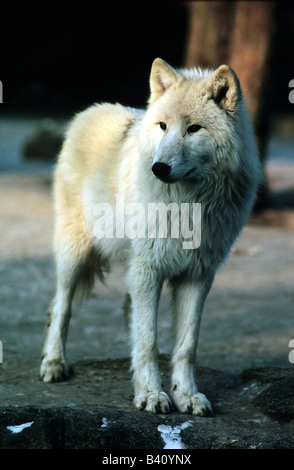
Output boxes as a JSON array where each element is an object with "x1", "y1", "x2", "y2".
[{"x1": 40, "y1": 59, "x2": 261, "y2": 416}]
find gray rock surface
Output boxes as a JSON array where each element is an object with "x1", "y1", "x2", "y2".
[{"x1": 1, "y1": 356, "x2": 294, "y2": 449}]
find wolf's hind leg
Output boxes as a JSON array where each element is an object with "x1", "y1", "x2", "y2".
[
  {"x1": 40, "y1": 287, "x2": 73, "y2": 382},
  {"x1": 40, "y1": 231, "x2": 93, "y2": 383}
]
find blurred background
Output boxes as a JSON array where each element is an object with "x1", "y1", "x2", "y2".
[{"x1": 1, "y1": 1, "x2": 294, "y2": 372}]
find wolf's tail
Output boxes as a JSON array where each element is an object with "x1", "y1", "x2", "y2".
[
  {"x1": 72, "y1": 269, "x2": 96, "y2": 306},
  {"x1": 72, "y1": 258, "x2": 109, "y2": 306}
]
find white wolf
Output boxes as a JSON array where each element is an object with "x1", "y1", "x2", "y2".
[{"x1": 40, "y1": 58, "x2": 261, "y2": 416}]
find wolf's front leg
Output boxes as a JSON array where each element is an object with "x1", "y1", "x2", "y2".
[
  {"x1": 169, "y1": 277, "x2": 213, "y2": 416},
  {"x1": 127, "y1": 260, "x2": 172, "y2": 413}
]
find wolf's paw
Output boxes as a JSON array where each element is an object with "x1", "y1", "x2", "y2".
[
  {"x1": 134, "y1": 390, "x2": 173, "y2": 414},
  {"x1": 40, "y1": 357, "x2": 72, "y2": 383},
  {"x1": 171, "y1": 391, "x2": 213, "y2": 416}
]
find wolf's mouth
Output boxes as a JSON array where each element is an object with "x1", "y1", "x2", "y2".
[
  {"x1": 156, "y1": 175, "x2": 178, "y2": 184},
  {"x1": 155, "y1": 170, "x2": 196, "y2": 184},
  {"x1": 184, "y1": 169, "x2": 195, "y2": 178},
  {"x1": 152, "y1": 166, "x2": 197, "y2": 183}
]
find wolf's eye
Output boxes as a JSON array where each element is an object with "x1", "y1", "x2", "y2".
[
  {"x1": 159, "y1": 121, "x2": 167, "y2": 131},
  {"x1": 188, "y1": 124, "x2": 202, "y2": 134}
]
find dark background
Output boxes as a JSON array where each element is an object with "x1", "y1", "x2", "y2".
[
  {"x1": 0, "y1": 1, "x2": 294, "y2": 117},
  {"x1": 0, "y1": 1, "x2": 186, "y2": 114}
]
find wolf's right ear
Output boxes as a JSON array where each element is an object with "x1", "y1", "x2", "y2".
[{"x1": 149, "y1": 58, "x2": 178, "y2": 104}]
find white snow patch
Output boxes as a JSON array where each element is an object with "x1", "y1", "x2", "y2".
[
  {"x1": 7, "y1": 421, "x2": 34, "y2": 434},
  {"x1": 157, "y1": 421, "x2": 192, "y2": 449},
  {"x1": 101, "y1": 417, "x2": 109, "y2": 428}
]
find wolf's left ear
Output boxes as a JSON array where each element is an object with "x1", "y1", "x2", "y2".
[
  {"x1": 208, "y1": 65, "x2": 242, "y2": 112},
  {"x1": 149, "y1": 58, "x2": 178, "y2": 104}
]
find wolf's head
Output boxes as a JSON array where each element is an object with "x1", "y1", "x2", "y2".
[{"x1": 141, "y1": 58, "x2": 258, "y2": 185}]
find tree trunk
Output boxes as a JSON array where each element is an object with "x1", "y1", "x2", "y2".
[
  {"x1": 228, "y1": 1, "x2": 274, "y2": 159},
  {"x1": 185, "y1": 1, "x2": 236, "y2": 69}
]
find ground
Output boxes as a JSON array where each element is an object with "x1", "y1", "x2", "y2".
[{"x1": 0, "y1": 118, "x2": 294, "y2": 449}]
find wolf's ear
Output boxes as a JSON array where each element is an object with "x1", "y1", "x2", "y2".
[
  {"x1": 208, "y1": 65, "x2": 242, "y2": 112},
  {"x1": 149, "y1": 58, "x2": 178, "y2": 104}
]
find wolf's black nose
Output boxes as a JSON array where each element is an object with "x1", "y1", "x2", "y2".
[{"x1": 152, "y1": 162, "x2": 171, "y2": 179}]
